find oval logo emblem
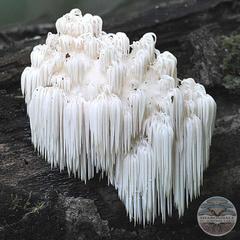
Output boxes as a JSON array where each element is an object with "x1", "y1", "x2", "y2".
[{"x1": 197, "y1": 196, "x2": 237, "y2": 237}]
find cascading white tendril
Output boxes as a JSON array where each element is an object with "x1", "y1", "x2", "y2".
[{"x1": 21, "y1": 9, "x2": 217, "y2": 226}]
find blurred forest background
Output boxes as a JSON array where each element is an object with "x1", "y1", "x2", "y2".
[{"x1": 0, "y1": 0, "x2": 188, "y2": 28}]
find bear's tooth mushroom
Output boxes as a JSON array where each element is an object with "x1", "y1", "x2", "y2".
[{"x1": 21, "y1": 9, "x2": 217, "y2": 225}]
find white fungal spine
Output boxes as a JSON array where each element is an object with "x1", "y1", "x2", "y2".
[{"x1": 21, "y1": 9, "x2": 217, "y2": 226}]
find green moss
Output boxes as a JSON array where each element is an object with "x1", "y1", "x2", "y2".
[
  {"x1": 222, "y1": 34, "x2": 240, "y2": 89},
  {"x1": 30, "y1": 201, "x2": 45, "y2": 214},
  {"x1": 9, "y1": 192, "x2": 45, "y2": 215}
]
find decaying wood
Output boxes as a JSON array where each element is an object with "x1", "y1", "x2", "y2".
[{"x1": 0, "y1": 1, "x2": 240, "y2": 239}]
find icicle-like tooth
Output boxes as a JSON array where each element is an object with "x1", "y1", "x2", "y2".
[
  {"x1": 21, "y1": 67, "x2": 42, "y2": 104},
  {"x1": 65, "y1": 54, "x2": 86, "y2": 87},
  {"x1": 51, "y1": 74, "x2": 71, "y2": 92},
  {"x1": 128, "y1": 89, "x2": 146, "y2": 137},
  {"x1": 58, "y1": 35, "x2": 76, "y2": 52},
  {"x1": 84, "y1": 37, "x2": 100, "y2": 59},
  {"x1": 88, "y1": 87, "x2": 122, "y2": 174},
  {"x1": 122, "y1": 110, "x2": 132, "y2": 154},
  {"x1": 99, "y1": 46, "x2": 117, "y2": 70},
  {"x1": 152, "y1": 51, "x2": 177, "y2": 81},
  {"x1": 130, "y1": 49, "x2": 151, "y2": 82},
  {"x1": 92, "y1": 15, "x2": 102, "y2": 36},
  {"x1": 107, "y1": 61, "x2": 126, "y2": 95},
  {"x1": 21, "y1": 67, "x2": 30, "y2": 96},
  {"x1": 194, "y1": 91, "x2": 217, "y2": 169},
  {"x1": 179, "y1": 78, "x2": 217, "y2": 170},
  {"x1": 114, "y1": 32, "x2": 130, "y2": 57},
  {"x1": 158, "y1": 75, "x2": 175, "y2": 93},
  {"x1": 30, "y1": 45, "x2": 46, "y2": 68},
  {"x1": 115, "y1": 140, "x2": 154, "y2": 225}
]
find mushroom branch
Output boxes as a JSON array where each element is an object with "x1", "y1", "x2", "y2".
[{"x1": 21, "y1": 9, "x2": 217, "y2": 226}]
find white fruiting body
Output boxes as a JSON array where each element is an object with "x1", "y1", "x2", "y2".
[{"x1": 21, "y1": 9, "x2": 217, "y2": 226}]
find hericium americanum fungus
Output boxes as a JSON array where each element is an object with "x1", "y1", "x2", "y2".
[{"x1": 21, "y1": 9, "x2": 217, "y2": 226}]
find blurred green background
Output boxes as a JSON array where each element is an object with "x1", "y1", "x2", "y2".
[
  {"x1": 0, "y1": 0, "x2": 125, "y2": 28},
  {"x1": 0, "y1": 0, "x2": 175, "y2": 28}
]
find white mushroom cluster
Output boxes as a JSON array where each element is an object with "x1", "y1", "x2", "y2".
[{"x1": 21, "y1": 9, "x2": 216, "y2": 226}]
